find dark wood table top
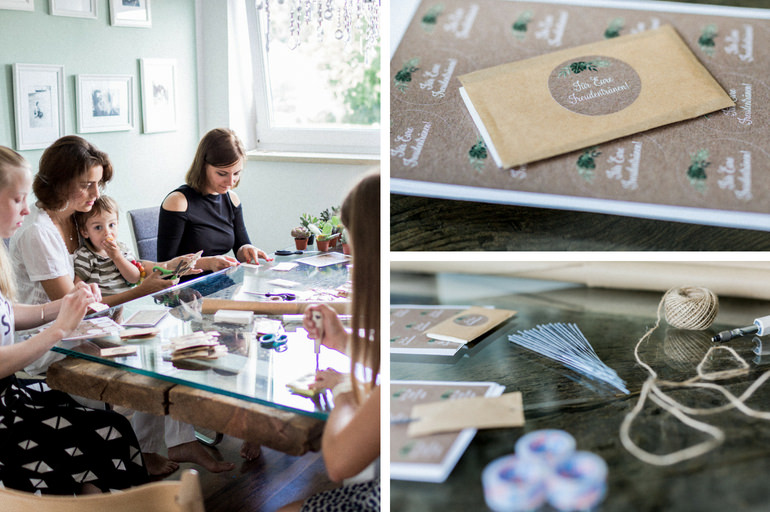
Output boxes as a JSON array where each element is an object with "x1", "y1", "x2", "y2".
[{"x1": 391, "y1": 286, "x2": 770, "y2": 511}]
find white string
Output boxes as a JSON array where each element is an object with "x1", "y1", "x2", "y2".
[{"x1": 621, "y1": 287, "x2": 770, "y2": 465}]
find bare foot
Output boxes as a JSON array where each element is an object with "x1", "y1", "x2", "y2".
[
  {"x1": 168, "y1": 440, "x2": 235, "y2": 473},
  {"x1": 240, "y1": 441, "x2": 262, "y2": 461},
  {"x1": 143, "y1": 452, "x2": 180, "y2": 476}
]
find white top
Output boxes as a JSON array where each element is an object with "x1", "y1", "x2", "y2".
[
  {"x1": 9, "y1": 205, "x2": 75, "y2": 305},
  {"x1": 0, "y1": 291, "x2": 13, "y2": 347}
]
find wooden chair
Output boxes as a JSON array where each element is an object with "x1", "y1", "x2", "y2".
[
  {"x1": 0, "y1": 469, "x2": 205, "y2": 512},
  {"x1": 127, "y1": 206, "x2": 160, "y2": 262}
]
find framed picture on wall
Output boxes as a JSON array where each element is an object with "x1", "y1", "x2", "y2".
[
  {"x1": 50, "y1": 0, "x2": 97, "y2": 18},
  {"x1": 12, "y1": 63, "x2": 65, "y2": 151},
  {"x1": 76, "y1": 74, "x2": 133, "y2": 133},
  {"x1": 140, "y1": 58, "x2": 176, "y2": 133},
  {"x1": 0, "y1": 0, "x2": 33, "y2": 11},
  {"x1": 109, "y1": 0, "x2": 151, "y2": 28}
]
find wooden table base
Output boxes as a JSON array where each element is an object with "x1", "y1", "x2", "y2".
[{"x1": 47, "y1": 357, "x2": 324, "y2": 456}]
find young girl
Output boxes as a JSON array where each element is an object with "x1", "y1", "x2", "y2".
[
  {"x1": 280, "y1": 173, "x2": 381, "y2": 511},
  {"x1": 0, "y1": 146, "x2": 149, "y2": 494}
]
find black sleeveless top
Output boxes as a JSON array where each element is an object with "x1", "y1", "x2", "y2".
[{"x1": 157, "y1": 184, "x2": 252, "y2": 261}]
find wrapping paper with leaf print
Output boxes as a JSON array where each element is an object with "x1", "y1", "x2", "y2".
[{"x1": 391, "y1": 0, "x2": 770, "y2": 224}]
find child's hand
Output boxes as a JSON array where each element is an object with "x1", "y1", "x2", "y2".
[
  {"x1": 101, "y1": 236, "x2": 121, "y2": 260},
  {"x1": 309, "y1": 368, "x2": 345, "y2": 391},
  {"x1": 136, "y1": 269, "x2": 176, "y2": 295}
]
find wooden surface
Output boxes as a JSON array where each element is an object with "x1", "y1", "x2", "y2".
[
  {"x1": 47, "y1": 358, "x2": 324, "y2": 456},
  {"x1": 201, "y1": 298, "x2": 349, "y2": 315},
  {"x1": 391, "y1": 195, "x2": 770, "y2": 251}
]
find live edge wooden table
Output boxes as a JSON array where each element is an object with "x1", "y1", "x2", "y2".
[
  {"x1": 45, "y1": 255, "x2": 351, "y2": 457},
  {"x1": 391, "y1": 283, "x2": 770, "y2": 512}
]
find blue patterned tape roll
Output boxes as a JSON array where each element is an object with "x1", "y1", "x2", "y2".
[
  {"x1": 547, "y1": 451, "x2": 608, "y2": 511},
  {"x1": 515, "y1": 429, "x2": 576, "y2": 468},
  {"x1": 482, "y1": 454, "x2": 548, "y2": 512}
]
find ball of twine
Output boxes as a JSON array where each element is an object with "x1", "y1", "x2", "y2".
[{"x1": 663, "y1": 286, "x2": 719, "y2": 331}]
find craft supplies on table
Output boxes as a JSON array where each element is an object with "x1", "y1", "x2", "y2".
[
  {"x1": 122, "y1": 309, "x2": 169, "y2": 328},
  {"x1": 390, "y1": 305, "x2": 486, "y2": 356}
]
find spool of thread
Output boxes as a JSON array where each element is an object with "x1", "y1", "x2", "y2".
[
  {"x1": 515, "y1": 429, "x2": 576, "y2": 468},
  {"x1": 547, "y1": 451, "x2": 608, "y2": 512},
  {"x1": 482, "y1": 454, "x2": 547, "y2": 512},
  {"x1": 663, "y1": 286, "x2": 718, "y2": 331}
]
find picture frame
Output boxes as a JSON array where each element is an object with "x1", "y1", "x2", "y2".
[
  {"x1": 76, "y1": 74, "x2": 134, "y2": 133},
  {"x1": 0, "y1": 0, "x2": 33, "y2": 11},
  {"x1": 12, "y1": 63, "x2": 65, "y2": 151},
  {"x1": 140, "y1": 58, "x2": 176, "y2": 133},
  {"x1": 109, "y1": 0, "x2": 151, "y2": 28},
  {"x1": 50, "y1": 0, "x2": 97, "y2": 18}
]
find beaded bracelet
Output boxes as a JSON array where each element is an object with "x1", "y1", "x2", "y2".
[{"x1": 131, "y1": 260, "x2": 146, "y2": 283}]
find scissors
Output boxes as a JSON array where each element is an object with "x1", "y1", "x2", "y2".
[
  {"x1": 244, "y1": 291, "x2": 297, "y2": 301},
  {"x1": 259, "y1": 333, "x2": 288, "y2": 352},
  {"x1": 153, "y1": 251, "x2": 203, "y2": 280}
]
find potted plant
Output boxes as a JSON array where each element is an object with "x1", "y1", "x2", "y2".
[
  {"x1": 328, "y1": 215, "x2": 343, "y2": 248},
  {"x1": 300, "y1": 213, "x2": 318, "y2": 245},
  {"x1": 291, "y1": 226, "x2": 310, "y2": 250},
  {"x1": 308, "y1": 222, "x2": 332, "y2": 252},
  {"x1": 340, "y1": 227, "x2": 350, "y2": 255}
]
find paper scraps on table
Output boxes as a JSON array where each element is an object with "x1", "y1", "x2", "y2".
[
  {"x1": 406, "y1": 391, "x2": 524, "y2": 437},
  {"x1": 426, "y1": 306, "x2": 516, "y2": 344},
  {"x1": 268, "y1": 278, "x2": 300, "y2": 288},
  {"x1": 253, "y1": 317, "x2": 283, "y2": 335},
  {"x1": 272, "y1": 262, "x2": 299, "y2": 272},
  {"x1": 168, "y1": 331, "x2": 227, "y2": 361},
  {"x1": 98, "y1": 346, "x2": 138, "y2": 358},
  {"x1": 118, "y1": 327, "x2": 159, "y2": 339},
  {"x1": 87, "y1": 302, "x2": 109, "y2": 313},
  {"x1": 214, "y1": 309, "x2": 254, "y2": 325},
  {"x1": 62, "y1": 317, "x2": 123, "y2": 341},
  {"x1": 508, "y1": 323, "x2": 628, "y2": 394},
  {"x1": 286, "y1": 373, "x2": 322, "y2": 398}
]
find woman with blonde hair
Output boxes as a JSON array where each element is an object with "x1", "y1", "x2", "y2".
[
  {"x1": 280, "y1": 173, "x2": 380, "y2": 511},
  {"x1": 0, "y1": 146, "x2": 149, "y2": 494}
]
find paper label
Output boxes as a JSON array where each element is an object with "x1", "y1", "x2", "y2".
[{"x1": 548, "y1": 55, "x2": 641, "y2": 116}]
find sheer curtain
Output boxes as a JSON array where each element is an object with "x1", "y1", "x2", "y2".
[{"x1": 227, "y1": 0, "x2": 259, "y2": 150}]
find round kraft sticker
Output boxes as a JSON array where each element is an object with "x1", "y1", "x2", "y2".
[
  {"x1": 454, "y1": 314, "x2": 488, "y2": 327},
  {"x1": 548, "y1": 55, "x2": 642, "y2": 116}
]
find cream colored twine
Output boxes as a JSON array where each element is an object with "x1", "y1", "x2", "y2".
[{"x1": 620, "y1": 286, "x2": 770, "y2": 466}]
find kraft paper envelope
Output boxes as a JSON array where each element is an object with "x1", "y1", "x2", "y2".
[
  {"x1": 426, "y1": 306, "x2": 516, "y2": 344},
  {"x1": 459, "y1": 25, "x2": 734, "y2": 169},
  {"x1": 408, "y1": 392, "x2": 524, "y2": 437}
]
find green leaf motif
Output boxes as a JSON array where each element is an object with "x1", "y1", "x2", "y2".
[
  {"x1": 559, "y1": 59, "x2": 611, "y2": 77},
  {"x1": 604, "y1": 18, "x2": 624, "y2": 39},
  {"x1": 512, "y1": 10, "x2": 534, "y2": 40},
  {"x1": 469, "y1": 138, "x2": 488, "y2": 172},
  {"x1": 395, "y1": 58, "x2": 420, "y2": 93},
  {"x1": 698, "y1": 24, "x2": 718, "y2": 56},
  {"x1": 576, "y1": 146, "x2": 601, "y2": 182},
  {"x1": 421, "y1": 4, "x2": 445, "y2": 32},
  {"x1": 687, "y1": 148, "x2": 710, "y2": 192}
]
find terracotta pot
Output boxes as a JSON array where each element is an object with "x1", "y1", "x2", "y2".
[
  {"x1": 330, "y1": 237, "x2": 338, "y2": 248},
  {"x1": 316, "y1": 239, "x2": 330, "y2": 252},
  {"x1": 294, "y1": 238, "x2": 308, "y2": 250},
  {"x1": 342, "y1": 243, "x2": 351, "y2": 255}
]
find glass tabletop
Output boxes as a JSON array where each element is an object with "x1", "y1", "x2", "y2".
[{"x1": 53, "y1": 253, "x2": 352, "y2": 420}]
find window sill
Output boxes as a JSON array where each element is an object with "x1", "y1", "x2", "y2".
[{"x1": 247, "y1": 150, "x2": 379, "y2": 165}]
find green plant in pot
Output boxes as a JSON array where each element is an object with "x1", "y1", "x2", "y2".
[
  {"x1": 291, "y1": 226, "x2": 310, "y2": 250},
  {"x1": 328, "y1": 215, "x2": 343, "y2": 248},
  {"x1": 300, "y1": 213, "x2": 318, "y2": 245},
  {"x1": 308, "y1": 222, "x2": 337, "y2": 252},
  {"x1": 340, "y1": 227, "x2": 350, "y2": 255}
]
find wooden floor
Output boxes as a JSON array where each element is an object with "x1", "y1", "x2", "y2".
[{"x1": 161, "y1": 435, "x2": 339, "y2": 512}]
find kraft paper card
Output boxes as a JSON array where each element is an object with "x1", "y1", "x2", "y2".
[
  {"x1": 459, "y1": 25, "x2": 734, "y2": 169},
  {"x1": 425, "y1": 306, "x2": 516, "y2": 344},
  {"x1": 391, "y1": 0, "x2": 770, "y2": 230},
  {"x1": 390, "y1": 305, "x2": 469, "y2": 356},
  {"x1": 408, "y1": 391, "x2": 525, "y2": 437}
]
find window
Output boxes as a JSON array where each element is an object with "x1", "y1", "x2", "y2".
[{"x1": 247, "y1": 0, "x2": 380, "y2": 155}]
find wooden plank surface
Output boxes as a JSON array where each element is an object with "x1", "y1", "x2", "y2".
[
  {"x1": 201, "y1": 299, "x2": 349, "y2": 315},
  {"x1": 47, "y1": 358, "x2": 323, "y2": 456}
]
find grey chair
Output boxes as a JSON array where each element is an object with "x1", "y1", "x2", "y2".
[{"x1": 127, "y1": 206, "x2": 160, "y2": 262}]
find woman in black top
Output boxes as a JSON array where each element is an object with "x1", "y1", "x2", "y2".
[{"x1": 158, "y1": 128, "x2": 270, "y2": 273}]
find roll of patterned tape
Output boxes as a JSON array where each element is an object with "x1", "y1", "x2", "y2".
[
  {"x1": 515, "y1": 429, "x2": 576, "y2": 468},
  {"x1": 547, "y1": 451, "x2": 608, "y2": 511},
  {"x1": 482, "y1": 454, "x2": 548, "y2": 512}
]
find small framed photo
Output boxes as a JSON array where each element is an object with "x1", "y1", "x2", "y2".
[
  {"x1": 50, "y1": 0, "x2": 97, "y2": 18},
  {"x1": 12, "y1": 63, "x2": 65, "y2": 151},
  {"x1": 0, "y1": 0, "x2": 33, "y2": 11},
  {"x1": 109, "y1": 0, "x2": 151, "y2": 28},
  {"x1": 76, "y1": 74, "x2": 133, "y2": 133},
  {"x1": 140, "y1": 58, "x2": 176, "y2": 133}
]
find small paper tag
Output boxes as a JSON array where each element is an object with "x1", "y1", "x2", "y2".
[
  {"x1": 407, "y1": 392, "x2": 525, "y2": 437},
  {"x1": 425, "y1": 306, "x2": 516, "y2": 344}
]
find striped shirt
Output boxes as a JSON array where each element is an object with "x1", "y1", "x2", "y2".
[{"x1": 73, "y1": 241, "x2": 135, "y2": 296}]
